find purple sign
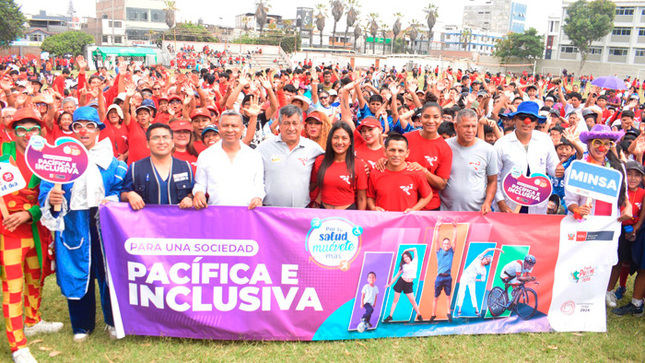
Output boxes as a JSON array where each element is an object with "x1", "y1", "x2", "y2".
[
  {"x1": 25, "y1": 136, "x2": 89, "y2": 184},
  {"x1": 502, "y1": 171, "x2": 552, "y2": 206},
  {"x1": 99, "y1": 204, "x2": 600, "y2": 341}
]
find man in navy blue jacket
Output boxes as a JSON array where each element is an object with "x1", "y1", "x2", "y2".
[{"x1": 121, "y1": 123, "x2": 194, "y2": 209}]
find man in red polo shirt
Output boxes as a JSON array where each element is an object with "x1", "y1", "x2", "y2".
[{"x1": 368, "y1": 133, "x2": 432, "y2": 212}]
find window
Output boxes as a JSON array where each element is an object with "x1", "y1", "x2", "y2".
[
  {"x1": 561, "y1": 46, "x2": 577, "y2": 53},
  {"x1": 141, "y1": 11, "x2": 148, "y2": 21},
  {"x1": 102, "y1": 14, "x2": 108, "y2": 19},
  {"x1": 589, "y1": 47, "x2": 602, "y2": 55},
  {"x1": 114, "y1": 36, "x2": 123, "y2": 44},
  {"x1": 639, "y1": 28, "x2": 645, "y2": 36},
  {"x1": 108, "y1": 21, "x2": 112, "y2": 27},
  {"x1": 609, "y1": 47, "x2": 628, "y2": 56},
  {"x1": 30, "y1": 34, "x2": 43, "y2": 42},
  {"x1": 114, "y1": 21, "x2": 122, "y2": 28},
  {"x1": 636, "y1": 49, "x2": 645, "y2": 57},
  {"x1": 127, "y1": 8, "x2": 138, "y2": 21},
  {"x1": 612, "y1": 27, "x2": 631, "y2": 36},
  {"x1": 615, "y1": 7, "x2": 634, "y2": 15},
  {"x1": 102, "y1": 35, "x2": 109, "y2": 43}
]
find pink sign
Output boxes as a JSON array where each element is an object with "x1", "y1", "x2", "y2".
[
  {"x1": 25, "y1": 136, "x2": 89, "y2": 184},
  {"x1": 502, "y1": 171, "x2": 552, "y2": 206}
]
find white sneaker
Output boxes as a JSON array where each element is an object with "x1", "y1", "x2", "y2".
[
  {"x1": 24, "y1": 320, "x2": 64, "y2": 337},
  {"x1": 606, "y1": 291, "x2": 617, "y2": 308},
  {"x1": 12, "y1": 348, "x2": 37, "y2": 363},
  {"x1": 73, "y1": 333, "x2": 88, "y2": 343},
  {"x1": 106, "y1": 325, "x2": 117, "y2": 340}
]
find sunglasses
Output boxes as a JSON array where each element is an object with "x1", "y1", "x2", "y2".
[
  {"x1": 590, "y1": 139, "x2": 615, "y2": 148},
  {"x1": 72, "y1": 122, "x2": 99, "y2": 133},
  {"x1": 15, "y1": 125, "x2": 41, "y2": 137}
]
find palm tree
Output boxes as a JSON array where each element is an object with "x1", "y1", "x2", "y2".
[
  {"x1": 163, "y1": 0, "x2": 177, "y2": 29},
  {"x1": 392, "y1": 13, "x2": 403, "y2": 54},
  {"x1": 343, "y1": 0, "x2": 359, "y2": 49},
  {"x1": 460, "y1": 28, "x2": 472, "y2": 51},
  {"x1": 407, "y1": 20, "x2": 420, "y2": 54},
  {"x1": 368, "y1": 13, "x2": 379, "y2": 54},
  {"x1": 379, "y1": 22, "x2": 389, "y2": 55},
  {"x1": 423, "y1": 3, "x2": 438, "y2": 46},
  {"x1": 353, "y1": 23, "x2": 362, "y2": 52},
  {"x1": 255, "y1": 0, "x2": 270, "y2": 33},
  {"x1": 330, "y1": 0, "x2": 344, "y2": 49},
  {"x1": 315, "y1": 3, "x2": 327, "y2": 48}
]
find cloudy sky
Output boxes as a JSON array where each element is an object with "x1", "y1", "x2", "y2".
[{"x1": 18, "y1": 0, "x2": 562, "y2": 34}]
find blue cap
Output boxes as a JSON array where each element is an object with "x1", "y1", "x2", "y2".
[
  {"x1": 201, "y1": 124, "x2": 219, "y2": 136},
  {"x1": 506, "y1": 101, "x2": 547, "y2": 123},
  {"x1": 72, "y1": 106, "x2": 105, "y2": 130},
  {"x1": 136, "y1": 98, "x2": 156, "y2": 115}
]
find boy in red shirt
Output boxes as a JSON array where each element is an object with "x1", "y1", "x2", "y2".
[{"x1": 367, "y1": 133, "x2": 432, "y2": 212}]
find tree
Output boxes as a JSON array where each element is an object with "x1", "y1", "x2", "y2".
[
  {"x1": 255, "y1": 1, "x2": 271, "y2": 33},
  {"x1": 162, "y1": 22, "x2": 216, "y2": 42},
  {"x1": 368, "y1": 13, "x2": 379, "y2": 54},
  {"x1": 380, "y1": 22, "x2": 389, "y2": 55},
  {"x1": 423, "y1": 3, "x2": 438, "y2": 43},
  {"x1": 0, "y1": 0, "x2": 27, "y2": 48},
  {"x1": 407, "y1": 20, "x2": 421, "y2": 54},
  {"x1": 353, "y1": 23, "x2": 362, "y2": 52},
  {"x1": 40, "y1": 31, "x2": 94, "y2": 56},
  {"x1": 315, "y1": 4, "x2": 327, "y2": 48},
  {"x1": 392, "y1": 13, "x2": 403, "y2": 54},
  {"x1": 344, "y1": 0, "x2": 359, "y2": 49},
  {"x1": 163, "y1": 0, "x2": 177, "y2": 29},
  {"x1": 493, "y1": 27, "x2": 545, "y2": 64},
  {"x1": 460, "y1": 28, "x2": 472, "y2": 51},
  {"x1": 330, "y1": 0, "x2": 344, "y2": 49},
  {"x1": 562, "y1": 0, "x2": 615, "y2": 71}
]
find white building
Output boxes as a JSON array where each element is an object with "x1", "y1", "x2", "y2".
[
  {"x1": 547, "y1": 0, "x2": 645, "y2": 67},
  {"x1": 463, "y1": 0, "x2": 527, "y2": 34},
  {"x1": 93, "y1": 0, "x2": 169, "y2": 46},
  {"x1": 441, "y1": 26, "x2": 503, "y2": 56}
]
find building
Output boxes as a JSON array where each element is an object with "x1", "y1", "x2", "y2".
[
  {"x1": 89, "y1": 0, "x2": 169, "y2": 46},
  {"x1": 463, "y1": 0, "x2": 526, "y2": 34},
  {"x1": 441, "y1": 26, "x2": 503, "y2": 56},
  {"x1": 547, "y1": 0, "x2": 645, "y2": 69},
  {"x1": 234, "y1": 13, "x2": 283, "y2": 32}
]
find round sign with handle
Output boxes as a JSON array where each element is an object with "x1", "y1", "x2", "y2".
[
  {"x1": 502, "y1": 168, "x2": 553, "y2": 212},
  {"x1": 25, "y1": 135, "x2": 89, "y2": 211}
]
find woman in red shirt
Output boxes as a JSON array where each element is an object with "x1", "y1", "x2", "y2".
[
  {"x1": 46, "y1": 111, "x2": 74, "y2": 143},
  {"x1": 170, "y1": 120, "x2": 198, "y2": 173},
  {"x1": 311, "y1": 122, "x2": 367, "y2": 210}
]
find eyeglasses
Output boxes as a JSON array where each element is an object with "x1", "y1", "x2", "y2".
[
  {"x1": 35, "y1": 103, "x2": 48, "y2": 108},
  {"x1": 141, "y1": 91, "x2": 152, "y2": 97},
  {"x1": 169, "y1": 100, "x2": 182, "y2": 105},
  {"x1": 72, "y1": 122, "x2": 99, "y2": 133},
  {"x1": 149, "y1": 135, "x2": 172, "y2": 142},
  {"x1": 152, "y1": 88, "x2": 161, "y2": 91},
  {"x1": 590, "y1": 139, "x2": 615, "y2": 148},
  {"x1": 320, "y1": 96, "x2": 328, "y2": 100},
  {"x1": 15, "y1": 125, "x2": 41, "y2": 137}
]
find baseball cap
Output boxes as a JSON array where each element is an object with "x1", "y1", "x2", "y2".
[
  {"x1": 357, "y1": 116, "x2": 382, "y2": 131},
  {"x1": 201, "y1": 124, "x2": 219, "y2": 136},
  {"x1": 625, "y1": 160, "x2": 644, "y2": 175},
  {"x1": 328, "y1": 89, "x2": 338, "y2": 96},
  {"x1": 106, "y1": 104, "x2": 124, "y2": 119},
  {"x1": 170, "y1": 120, "x2": 192, "y2": 132},
  {"x1": 190, "y1": 108, "x2": 211, "y2": 120}
]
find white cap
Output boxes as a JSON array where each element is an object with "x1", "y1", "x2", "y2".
[{"x1": 107, "y1": 104, "x2": 124, "y2": 119}]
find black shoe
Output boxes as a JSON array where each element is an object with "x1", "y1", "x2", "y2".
[
  {"x1": 612, "y1": 303, "x2": 644, "y2": 317},
  {"x1": 429, "y1": 315, "x2": 436, "y2": 323},
  {"x1": 447, "y1": 313, "x2": 453, "y2": 323},
  {"x1": 416, "y1": 315, "x2": 423, "y2": 322},
  {"x1": 384, "y1": 315, "x2": 393, "y2": 322}
]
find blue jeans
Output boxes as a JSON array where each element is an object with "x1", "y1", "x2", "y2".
[{"x1": 362, "y1": 303, "x2": 374, "y2": 323}]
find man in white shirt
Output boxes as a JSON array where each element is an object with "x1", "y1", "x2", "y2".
[
  {"x1": 193, "y1": 110, "x2": 265, "y2": 209},
  {"x1": 495, "y1": 101, "x2": 559, "y2": 214},
  {"x1": 257, "y1": 105, "x2": 323, "y2": 207}
]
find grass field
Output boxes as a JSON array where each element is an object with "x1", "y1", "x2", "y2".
[{"x1": 0, "y1": 277, "x2": 643, "y2": 363}]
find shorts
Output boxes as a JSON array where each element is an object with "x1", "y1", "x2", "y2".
[
  {"x1": 393, "y1": 278, "x2": 414, "y2": 294},
  {"x1": 434, "y1": 274, "x2": 452, "y2": 297}
]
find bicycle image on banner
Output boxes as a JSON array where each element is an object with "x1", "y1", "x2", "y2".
[{"x1": 485, "y1": 245, "x2": 541, "y2": 320}]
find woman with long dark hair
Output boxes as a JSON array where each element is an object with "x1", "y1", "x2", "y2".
[
  {"x1": 384, "y1": 247, "x2": 423, "y2": 322},
  {"x1": 310, "y1": 121, "x2": 367, "y2": 210}
]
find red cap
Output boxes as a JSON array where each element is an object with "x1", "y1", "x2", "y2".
[
  {"x1": 305, "y1": 113, "x2": 322, "y2": 123},
  {"x1": 190, "y1": 108, "x2": 211, "y2": 120},
  {"x1": 206, "y1": 105, "x2": 219, "y2": 115},
  {"x1": 357, "y1": 116, "x2": 382, "y2": 131},
  {"x1": 8, "y1": 107, "x2": 45, "y2": 129},
  {"x1": 168, "y1": 95, "x2": 183, "y2": 103},
  {"x1": 170, "y1": 120, "x2": 193, "y2": 132},
  {"x1": 157, "y1": 96, "x2": 169, "y2": 102}
]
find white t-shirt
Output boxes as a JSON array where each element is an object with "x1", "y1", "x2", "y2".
[
  {"x1": 361, "y1": 284, "x2": 379, "y2": 305},
  {"x1": 401, "y1": 259, "x2": 418, "y2": 280}
]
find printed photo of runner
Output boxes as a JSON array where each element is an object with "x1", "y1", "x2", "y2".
[
  {"x1": 381, "y1": 244, "x2": 427, "y2": 323},
  {"x1": 418, "y1": 221, "x2": 469, "y2": 323}
]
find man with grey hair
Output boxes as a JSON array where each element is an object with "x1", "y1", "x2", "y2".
[
  {"x1": 61, "y1": 97, "x2": 77, "y2": 114},
  {"x1": 257, "y1": 105, "x2": 324, "y2": 207},
  {"x1": 193, "y1": 110, "x2": 265, "y2": 209},
  {"x1": 1, "y1": 107, "x2": 16, "y2": 142},
  {"x1": 440, "y1": 108, "x2": 498, "y2": 214}
]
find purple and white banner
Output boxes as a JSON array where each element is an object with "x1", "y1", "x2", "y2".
[{"x1": 99, "y1": 203, "x2": 619, "y2": 340}]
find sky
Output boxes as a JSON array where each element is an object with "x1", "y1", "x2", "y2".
[{"x1": 17, "y1": 0, "x2": 562, "y2": 35}]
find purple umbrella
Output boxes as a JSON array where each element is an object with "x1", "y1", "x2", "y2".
[{"x1": 590, "y1": 76, "x2": 627, "y2": 90}]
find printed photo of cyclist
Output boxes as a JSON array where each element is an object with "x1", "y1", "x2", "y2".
[{"x1": 487, "y1": 251, "x2": 541, "y2": 320}]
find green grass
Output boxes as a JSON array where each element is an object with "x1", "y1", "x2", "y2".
[{"x1": 1, "y1": 277, "x2": 644, "y2": 362}]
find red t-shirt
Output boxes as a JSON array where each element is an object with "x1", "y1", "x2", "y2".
[
  {"x1": 367, "y1": 167, "x2": 432, "y2": 211},
  {"x1": 624, "y1": 187, "x2": 645, "y2": 226},
  {"x1": 405, "y1": 131, "x2": 453, "y2": 210},
  {"x1": 126, "y1": 121, "x2": 149, "y2": 165},
  {"x1": 102, "y1": 123, "x2": 129, "y2": 157},
  {"x1": 154, "y1": 112, "x2": 170, "y2": 125},
  {"x1": 312, "y1": 155, "x2": 368, "y2": 206},
  {"x1": 193, "y1": 139, "x2": 207, "y2": 154},
  {"x1": 173, "y1": 150, "x2": 197, "y2": 174},
  {"x1": 353, "y1": 128, "x2": 384, "y2": 169}
]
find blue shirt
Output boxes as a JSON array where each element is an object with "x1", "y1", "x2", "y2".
[
  {"x1": 154, "y1": 167, "x2": 170, "y2": 205},
  {"x1": 437, "y1": 248, "x2": 455, "y2": 275},
  {"x1": 549, "y1": 154, "x2": 575, "y2": 200}
]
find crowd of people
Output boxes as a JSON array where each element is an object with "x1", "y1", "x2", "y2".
[{"x1": 0, "y1": 51, "x2": 644, "y2": 362}]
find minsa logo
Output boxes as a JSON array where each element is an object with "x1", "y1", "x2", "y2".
[
  {"x1": 339, "y1": 175, "x2": 351, "y2": 185},
  {"x1": 424, "y1": 155, "x2": 437, "y2": 167},
  {"x1": 400, "y1": 184, "x2": 413, "y2": 196}
]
